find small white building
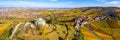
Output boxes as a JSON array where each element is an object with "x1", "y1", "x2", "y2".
[{"x1": 35, "y1": 18, "x2": 47, "y2": 27}]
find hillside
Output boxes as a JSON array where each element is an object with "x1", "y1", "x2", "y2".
[{"x1": 0, "y1": 7, "x2": 120, "y2": 40}]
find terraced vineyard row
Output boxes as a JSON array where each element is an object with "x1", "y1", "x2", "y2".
[{"x1": 81, "y1": 20, "x2": 120, "y2": 40}]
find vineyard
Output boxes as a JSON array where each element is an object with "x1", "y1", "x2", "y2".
[{"x1": 0, "y1": 7, "x2": 120, "y2": 40}]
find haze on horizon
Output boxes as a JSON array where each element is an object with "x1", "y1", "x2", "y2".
[{"x1": 0, "y1": 0, "x2": 120, "y2": 8}]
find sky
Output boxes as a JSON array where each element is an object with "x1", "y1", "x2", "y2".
[{"x1": 0, "y1": 0, "x2": 120, "y2": 8}]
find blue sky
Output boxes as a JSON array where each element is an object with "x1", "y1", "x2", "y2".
[{"x1": 0, "y1": 0, "x2": 120, "y2": 8}]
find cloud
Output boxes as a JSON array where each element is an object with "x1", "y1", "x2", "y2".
[
  {"x1": 96, "y1": 0, "x2": 120, "y2": 7},
  {"x1": 96, "y1": 0, "x2": 120, "y2": 2},
  {"x1": 109, "y1": 1, "x2": 119, "y2": 4},
  {"x1": 0, "y1": 1, "x2": 40, "y2": 7},
  {"x1": 105, "y1": 1, "x2": 120, "y2": 5},
  {"x1": 103, "y1": 1, "x2": 120, "y2": 7},
  {"x1": 0, "y1": 1, "x2": 76, "y2": 8},
  {"x1": 49, "y1": 0, "x2": 57, "y2": 2},
  {"x1": 96, "y1": 0, "x2": 106, "y2": 2}
]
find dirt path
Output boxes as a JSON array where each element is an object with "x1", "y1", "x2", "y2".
[{"x1": 9, "y1": 22, "x2": 23, "y2": 40}]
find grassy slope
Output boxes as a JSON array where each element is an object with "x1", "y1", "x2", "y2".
[{"x1": 0, "y1": 20, "x2": 13, "y2": 35}]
